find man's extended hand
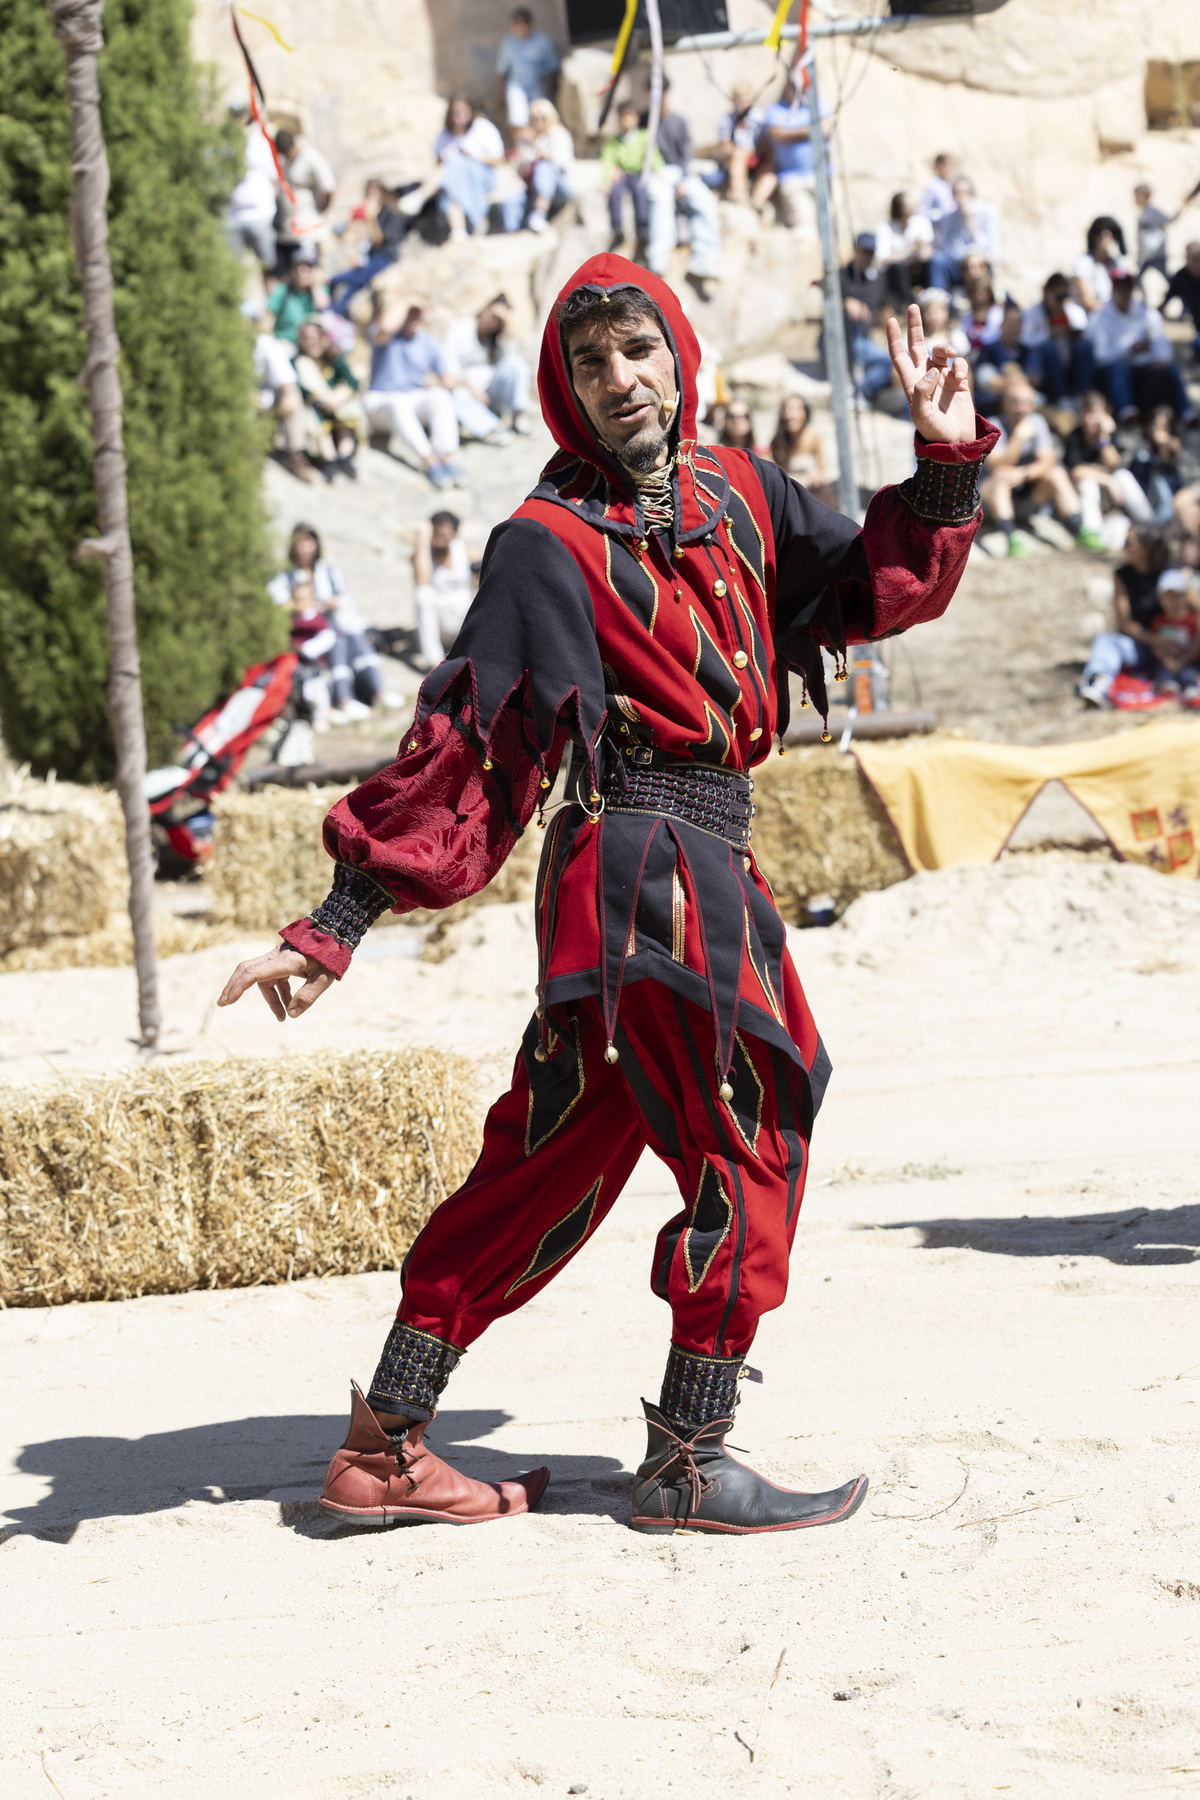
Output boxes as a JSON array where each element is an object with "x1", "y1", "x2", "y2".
[
  {"x1": 217, "y1": 947, "x2": 335, "y2": 1022},
  {"x1": 886, "y1": 303, "x2": 977, "y2": 445}
]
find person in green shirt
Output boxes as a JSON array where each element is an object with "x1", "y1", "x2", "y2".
[
  {"x1": 267, "y1": 259, "x2": 330, "y2": 346},
  {"x1": 601, "y1": 101, "x2": 661, "y2": 248}
]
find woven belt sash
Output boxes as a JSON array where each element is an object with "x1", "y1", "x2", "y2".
[{"x1": 599, "y1": 751, "x2": 755, "y2": 851}]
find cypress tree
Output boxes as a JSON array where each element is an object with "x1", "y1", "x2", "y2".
[{"x1": 0, "y1": 0, "x2": 281, "y2": 780}]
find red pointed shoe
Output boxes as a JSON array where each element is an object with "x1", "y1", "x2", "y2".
[{"x1": 319, "y1": 1383, "x2": 550, "y2": 1526}]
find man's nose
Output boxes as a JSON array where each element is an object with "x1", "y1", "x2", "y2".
[{"x1": 604, "y1": 353, "x2": 639, "y2": 392}]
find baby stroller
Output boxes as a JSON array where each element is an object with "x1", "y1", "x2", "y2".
[{"x1": 145, "y1": 653, "x2": 310, "y2": 875}]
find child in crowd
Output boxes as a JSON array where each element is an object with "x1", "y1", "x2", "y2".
[
  {"x1": 1134, "y1": 183, "x2": 1176, "y2": 281},
  {"x1": 1145, "y1": 567, "x2": 1200, "y2": 695},
  {"x1": 1078, "y1": 533, "x2": 1186, "y2": 706},
  {"x1": 601, "y1": 101, "x2": 660, "y2": 249},
  {"x1": 412, "y1": 510, "x2": 479, "y2": 670}
]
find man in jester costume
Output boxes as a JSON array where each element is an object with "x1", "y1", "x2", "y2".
[{"x1": 220, "y1": 256, "x2": 996, "y2": 1535}]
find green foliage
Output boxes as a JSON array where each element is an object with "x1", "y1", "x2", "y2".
[{"x1": 0, "y1": 0, "x2": 281, "y2": 780}]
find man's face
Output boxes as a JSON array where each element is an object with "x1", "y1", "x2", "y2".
[
  {"x1": 566, "y1": 311, "x2": 678, "y2": 474},
  {"x1": 1005, "y1": 385, "x2": 1036, "y2": 425},
  {"x1": 400, "y1": 305, "x2": 424, "y2": 338},
  {"x1": 952, "y1": 178, "x2": 972, "y2": 206},
  {"x1": 297, "y1": 324, "x2": 323, "y2": 358},
  {"x1": 478, "y1": 302, "x2": 508, "y2": 338},
  {"x1": 617, "y1": 106, "x2": 639, "y2": 133},
  {"x1": 511, "y1": 14, "x2": 531, "y2": 35},
  {"x1": 1001, "y1": 309, "x2": 1022, "y2": 346},
  {"x1": 431, "y1": 521, "x2": 456, "y2": 552},
  {"x1": 1045, "y1": 280, "x2": 1067, "y2": 311},
  {"x1": 1112, "y1": 279, "x2": 1134, "y2": 313},
  {"x1": 1186, "y1": 242, "x2": 1200, "y2": 274}
]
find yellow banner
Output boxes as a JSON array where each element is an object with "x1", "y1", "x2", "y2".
[{"x1": 765, "y1": 0, "x2": 794, "y2": 53}]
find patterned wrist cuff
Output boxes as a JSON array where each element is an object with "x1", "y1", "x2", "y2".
[
  {"x1": 306, "y1": 860, "x2": 393, "y2": 951},
  {"x1": 897, "y1": 455, "x2": 983, "y2": 526}
]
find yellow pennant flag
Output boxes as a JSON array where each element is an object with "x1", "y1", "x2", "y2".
[
  {"x1": 237, "y1": 8, "x2": 294, "y2": 52},
  {"x1": 764, "y1": 0, "x2": 794, "y2": 53},
  {"x1": 610, "y1": 0, "x2": 638, "y2": 75}
]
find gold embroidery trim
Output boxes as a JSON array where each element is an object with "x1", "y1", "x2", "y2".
[
  {"x1": 504, "y1": 1175, "x2": 604, "y2": 1295},
  {"x1": 682, "y1": 1159, "x2": 733, "y2": 1293}
]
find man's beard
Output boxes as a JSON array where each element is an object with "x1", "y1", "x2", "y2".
[{"x1": 615, "y1": 422, "x2": 670, "y2": 476}]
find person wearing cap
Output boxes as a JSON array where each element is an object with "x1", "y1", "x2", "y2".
[
  {"x1": 1084, "y1": 265, "x2": 1192, "y2": 423},
  {"x1": 838, "y1": 232, "x2": 893, "y2": 403},
  {"x1": 1080, "y1": 566, "x2": 1200, "y2": 706}
]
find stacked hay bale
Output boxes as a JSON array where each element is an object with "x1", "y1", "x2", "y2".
[
  {"x1": 751, "y1": 748, "x2": 910, "y2": 922},
  {"x1": 0, "y1": 1049, "x2": 480, "y2": 1307},
  {"x1": 207, "y1": 785, "x2": 543, "y2": 935}
]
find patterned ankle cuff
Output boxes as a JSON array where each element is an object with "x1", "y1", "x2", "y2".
[
  {"x1": 306, "y1": 860, "x2": 393, "y2": 951},
  {"x1": 660, "y1": 1343, "x2": 742, "y2": 1433},
  {"x1": 897, "y1": 454, "x2": 983, "y2": 526},
  {"x1": 367, "y1": 1321, "x2": 464, "y2": 1421}
]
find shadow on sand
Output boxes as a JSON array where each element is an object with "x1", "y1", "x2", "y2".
[
  {"x1": 887, "y1": 1202, "x2": 1200, "y2": 1266},
  {"x1": 6, "y1": 1408, "x2": 630, "y2": 1542}
]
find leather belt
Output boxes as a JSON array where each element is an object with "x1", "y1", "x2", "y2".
[{"x1": 587, "y1": 747, "x2": 755, "y2": 851}]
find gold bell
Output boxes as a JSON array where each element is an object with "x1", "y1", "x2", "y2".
[
  {"x1": 836, "y1": 669, "x2": 848, "y2": 681},
  {"x1": 604, "y1": 1043, "x2": 620, "y2": 1065},
  {"x1": 743, "y1": 855, "x2": 752, "y2": 872},
  {"x1": 821, "y1": 730, "x2": 832, "y2": 743},
  {"x1": 778, "y1": 743, "x2": 788, "y2": 757},
  {"x1": 713, "y1": 579, "x2": 727, "y2": 598},
  {"x1": 638, "y1": 539, "x2": 649, "y2": 554},
  {"x1": 719, "y1": 1080, "x2": 734, "y2": 1102},
  {"x1": 537, "y1": 814, "x2": 547, "y2": 828},
  {"x1": 589, "y1": 790, "x2": 602, "y2": 805},
  {"x1": 482, "y1": 756, "x2": 493, "y2": 770},
  {"x1": 407, "y1": 738, "x2": 418, "y2": 752},
  {"x1": 673, "y1": 545, "x2": 685, "y2": 561},
  {"x1": 540, "y1": 776, "x2": 552, "y2": 790},
  {"x1": 732, "y1": 650, "x2": 748, "y2": 670},
  {"x1": 749, "y1": 727, "x2": 762, "y2": 741},
  {"x1": 534, "y1": 1045, "x2": 548, "y2": 1063}
]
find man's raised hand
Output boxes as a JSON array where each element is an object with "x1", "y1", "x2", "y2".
[
  {"x1": 886, "y1": 303, "x2": 977, "y2": 445},
  {"x1": 217, "y1": 946, "x2": 335, "y2": 1021}
]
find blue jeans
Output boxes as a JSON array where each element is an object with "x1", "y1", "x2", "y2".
[
  {"x1": 453, "y1": 353, "x2": 533, "y2": 433},
  {"x1": 929, "y1": 252, "x2": 962, "y2": 292},
  {"x1": 609, "y1": 174, "x2": 650, "y2": 235},
  {"x1": 439, "y1": 157, "x2": 495, "y2": 233},
  {"x1": 1022, "y1": 337, "x2": 1094, "y2": 402},
  {"x1": 329, "y1": 248, "x2": 394, "y2": 316},
  {"x1": 498, "y1": 161, "x2": 575, "y2": 232},
  {"x1": 1098, "y1": 357, "x2": 1189, "y2": 416},
  {"x1": 646, "y1": 168, "x2": 723, "y2": 281}
]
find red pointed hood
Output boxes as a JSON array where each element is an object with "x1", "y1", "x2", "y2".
[{"x1": 538, "y1": 253, "x2": 701, "y2": 461}]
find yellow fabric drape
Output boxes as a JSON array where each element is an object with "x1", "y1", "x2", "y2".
[{"x1": 854, "y1": 724, "x2": 1200, "y2": 879}]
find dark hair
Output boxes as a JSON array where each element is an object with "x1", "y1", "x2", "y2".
[
  {"x1": 288, "y1": 522, "x2": 321, "y2": 562},
  {"x1": 1129, "y1": 523, "x2": 1172, "y2": 574},
  {"x1": 719, "y1": 402, "x2": 754, "y2": 449},
  {"x1": 889, "y1": 191, "x2": 909, "y2": 223},
  {"x1": 429, "y1": 510, "x2": 460, "y2": 532},
  {"x1": 511, "y1": 5, "x2": 533, "y2": 20},
  {"x1": 445, "y1": 94, "x2": 475, "y2": 131},
  {"x1": 556, "y1": 284, "x2": 663, "y2": 349},
  {"x1": 769, "y1": 395, "x2": 810, "y2": 465},
  {"x1": 1086, "y1": 214, "x2": 1126, "y2": 257},
  {"x1": 275, "y1": 128, "x2": 296, "y2": 156},
  {"x1": 1079, "y1": 389, "x2": 1108, "y2": 412}
]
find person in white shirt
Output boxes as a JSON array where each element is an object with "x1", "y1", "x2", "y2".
[
  {"x1": 247, "y1": 306, "x2": 312, "y2": 484},
  {"x1": 274, "y1": 129, "x2": 337, "y2": 264},
  {"x1": 1071, "y1": 216, "x2": 1126, "y2": 313},
  {"x1": 981, "y1": 378, "x2": 1090, "y2": 557},
  {"x1": 401, "y1": 97, "x2": 505, "y2": 242},
  {"x1": 226, "y1": 107, "x2": 279, "y2": 268},
  {"x1": 874, "y1": 191, "x2": 934, "y2": 307},
  {"x1": 1019, "y1": 272, "x2": 1092, "y2": 402},
  {"x1": 1086, "y1": 266, "x2": 1190, "y2": 420},
  {"x1": 411, "y1": 511, "x2": 478, "y2": 670},
  {"x1": 442, "y1": 294, "x2": 533, "y2": 441},
  {"x1": 914, "y1": 153, "x2": 958, "y2": 228},
  {"x1": 524, "y1": 97, "x2": 576, "y2": 233},
  {"x1": 713, "y1": 82, "x2": 765, "y2": 204}
]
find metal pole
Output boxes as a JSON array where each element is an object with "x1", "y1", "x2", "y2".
[
  {"x1": 804, "y1": 52, "x2": 858, "y2": 518},
  {"x1": 642, "y1": 0, "x2": 663, "y2": 179},
  {"x1": 670, "y1": 14, "x2": 949, "y2": 54}
]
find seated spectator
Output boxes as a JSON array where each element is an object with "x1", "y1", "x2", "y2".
[
  {"x1": 647, "y1": 80, "x2": 723, "y2": 299},
  {"x1": 602, "y1": 100, "x2": 660, "y2": 248},
  {"x1": 759, "y1": 75, "x2": 828, "y2": 234},
  {"x1": 1127, "y1": 406, "x2": 1185, "y2": 526},
  {"x1": 712, "y1": 82, "x2": 765, "y2": 204},
  {"x1": 273, "y1": 128, "x2": 336, "y2": 269},
  {"x1": 840, "y1": 234, "x2": 894, "y2": 403},
  {"x1": 225, "y1": 104, "x2": 278, "y2": 270},
  {"x1": 269, "y1": 523, "x2": 396, "y2": 719},
  {"x1": 443, "y1": 293, "x2": 531, "y2": 441},
  {"x1": 1165, "y1": 241, "x2": 1200, "y2": 363},
  {"x1": 973, "y1": 301, "x2": 1026, "y2": 414},
  {"x1": 917, "y1": 286, "x2": 970, "y2": 360},
  {"x1": 1064, "y1": 392, "x2": 1155, "y2": 543},
  {"x1": 963, "y1": 277, "x2": 1003, "y2": 353},
  {"x1": 523, "y1": 97, "x2": 575, "y2": 233},
  {"x1": 401, "y1": 97, "x2": 505, "y2": 242},
  {"x1": 495, "y1": 6, "x2": 559, "y2": 129},
  {"x1": 1080, "y1": 556, "x2": 1199, "y2": 706},
  {"x1": 329, "y1": 180, "x2": 409, "y2": 317},
  {"x1": 250, "y1": 311, "x2": 311, "y2": 484},
  {"x1": 1072, "y1": 215, "x2": 1126, "y2": 313},
  {"x1": 929, "y1": 175, "x2": 999, "y2": 293},
  {"x1": 1085, "y1": 265, "x2": 1191, "y2": 422},
  {"x1": 768, "y1": 394, "x2": 834, "y2": 507},
  {"x1": 411, "y1": 511, "x2": 479, "y2": 670},
  {"x1": 717, "y1": 400, "x2": 756, "y2": 452},
  {"x1": 292, "y1": 321, "x2": 361, "y2": 481},
  {"x1": 873, "y1": 191, "x2": 933, "y2": 309},
  {"x1": 1135, "y1": 182, "x2": 1177, "y2": 281},
  {"x1": 1020, "y1": 273, "x2": 1092, "y2": 403},
  {"x1": 267, "y1": 260, "x2": 329, "y2": 346},
  {"x1": 363, "y1": 299, "x2": 463, "y2": 489},
  {"x1": 915, "y1": 152, "x2": 958, "y2": 230},
  {"x1": 981, "y1": 378, "x2": 1099, "y2": 556}
]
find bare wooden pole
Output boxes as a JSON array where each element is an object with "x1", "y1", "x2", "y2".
[{"x1": 47, "y1": 0, "x2": 159, "y2": 1049}]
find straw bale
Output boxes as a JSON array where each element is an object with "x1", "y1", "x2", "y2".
[
  {"x1": 0, "y1": 912, "x2": 242, "y2": 974},
  {"x1": 0, "y1": 1049, "x2": 481, "y2": 1307},
  {"x1": 207, "y1": 785, "x2": 543, "y2": 934},
  {"x1": 0, "y1": 773, "x2": 126, "y2": 949},
  {"x1": 751, "y1": 749, "x2": 910, "y2": 922}
]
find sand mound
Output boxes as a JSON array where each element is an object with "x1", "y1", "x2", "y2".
[{"x1": 823, "y1": 853, "x2": 1200, "y2": 970}]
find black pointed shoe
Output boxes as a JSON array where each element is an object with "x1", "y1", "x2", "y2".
[{"x1": 629, "y1": 1400, "x2": 868, "y2": 1536}]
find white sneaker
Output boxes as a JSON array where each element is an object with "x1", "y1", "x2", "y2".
[
  {"x1": 488, "y1": 428, "x2": 515, "y2": 447},
  {"x1": 376, "y1": 690, "x2": 405, "y2": 710},
  {"x1": 328, "y1": 699, "x2": 373, "y2": 725},
  {"x1": 1077, "y1": 678, "x2": 1112, "y2": 709},
  {"x1": 512, "y1": 413, "x2": 533, "y2": 436},
  {"x1": 527, "y1": 209, "x2": 549, "y2": 234}
]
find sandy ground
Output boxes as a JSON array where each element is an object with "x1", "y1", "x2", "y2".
[{"x1": 4, "y1": 857, "x2": 1200, "y2": 1798}]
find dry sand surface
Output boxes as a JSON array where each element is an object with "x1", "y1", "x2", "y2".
[{"x1": 4, "y1": 856, "x2": 1200, "y2": 1798}]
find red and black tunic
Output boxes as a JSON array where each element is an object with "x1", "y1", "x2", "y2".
[{"x1": 283, "y1": 254, "x2": 996, "y2": 1128}]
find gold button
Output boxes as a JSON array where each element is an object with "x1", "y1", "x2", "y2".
[
  {"x1": 638, "y1": 540, "x2": 649, "y2": 554},
  {"x1": 713, "y1": 580, "x2": 727, "y2": 598},
  {"x1": 620, "y1": 724, "x2": 629, "y2": 734},
  {"x1": 733, "y1": 650, "x2": 748, "y2": 669},
  {"x1": 743, "y1": 855, "x2": 752, "y2": 872},
  {"x1": 749, "y1": 727, "x2": 762, "y2": 741}
]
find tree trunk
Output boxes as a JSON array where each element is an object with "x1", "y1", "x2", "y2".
[{"x1": 47, "y1": 0, "x2": 159, "y2": 1049}]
